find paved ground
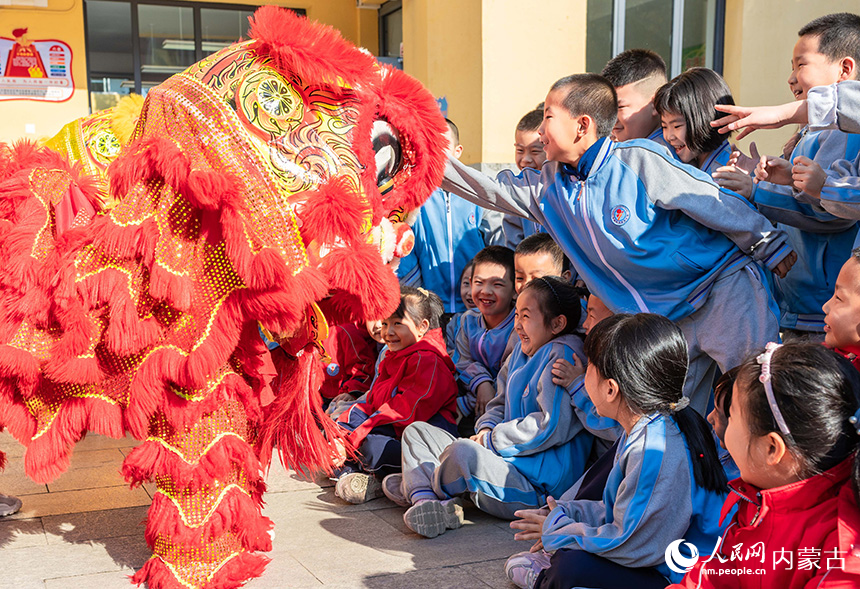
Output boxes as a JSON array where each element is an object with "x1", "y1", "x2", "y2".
[{"x1": 0, "y1": 432, "x2": 523, "y2": 589}]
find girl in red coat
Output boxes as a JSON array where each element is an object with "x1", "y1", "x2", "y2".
[
  {"x1": 670, "y1": 341, "x2": 860, "y2": 589},
  {"x1": 332, "y1": 287, "x2": 458, "y2": 504}
]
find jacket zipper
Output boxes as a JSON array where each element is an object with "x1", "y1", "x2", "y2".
[{"x1": 577, "y1": 175, "x2": 649, "y2": 312}]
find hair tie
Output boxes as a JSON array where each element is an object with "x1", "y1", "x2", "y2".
[
  {"x1": 757, "y1": 342, "x2": 795, "y2": 445},
  {"x1": 417, "y1": 287, "x2": 429, "y2": 297},
  {"x1": 668, "y1": 396, "x2": 690, "y2": 413},
  {"x1": 537, "y1": 276, "x2": 561, "y2": 305},
  {"x1": 848, "y1": 408, "x2": 860, "y2": 435}
]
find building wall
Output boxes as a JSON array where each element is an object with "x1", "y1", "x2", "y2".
[
  {"x1": 0, "y1": 0, "x2": 378, "y2": 143},
  {"x1": 723, "y1": 0, "x2": 859, "y2": 157},
  {"x1": 403, "y1": 0, "x2": 585, "y2": 167}
]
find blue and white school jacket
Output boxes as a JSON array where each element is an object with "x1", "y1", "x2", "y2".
[
  {"x1": 753, "y1": 127, "x2": 859, "y2": 331},
  {"x1": 397, "y1": 188, "x2": 496, "y2": 314},
  {"x1": 451, "y1": 307, "x2": 517, "y2": 415},
  {"x1": 474, "y1": 335, "x2": 593, "y2": 500},
  {"x1": 543, "y1": 413, "x2": 728, "y2": 584},
  {"x1": 442, "y1": 137, "x2": 791, "y2": 321},
  {"x1": 500, "y1": 169, "x2": 543, "y2": 249}
]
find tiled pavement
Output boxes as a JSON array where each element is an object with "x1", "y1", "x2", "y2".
[{"x1": 0, "y1": 433, "x2": 523, "y2": 589}]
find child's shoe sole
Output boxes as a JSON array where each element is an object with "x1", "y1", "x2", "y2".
[
  {"x1": 335, "y1": 473, "x2": 384, "y2": 504},
  {"x1": 403, "y1": 498, "x2": 464, "y2": 538}
]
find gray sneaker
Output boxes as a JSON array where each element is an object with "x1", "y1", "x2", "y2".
[
  {"x1": 0, "y1": 493, "x2": 22, "y2": 517},
  {"x1": 403, "y1": 498, "x2": 464, "y2": 538},
  {"x1": 334, "y1": 472, "x2": 384, "y2": 504},
  {"x1": 381, "y1": 474, "x2": 410, "y2": 507}
]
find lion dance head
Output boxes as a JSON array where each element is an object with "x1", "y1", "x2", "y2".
[{"x1": 0, "y1": 7, "x2": 447, "y2": 588}]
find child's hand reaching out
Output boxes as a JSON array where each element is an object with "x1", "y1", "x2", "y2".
[
  {"x1": 552, "y1": 355, "x2": 584, "y2": 389},
  {"x1": 511, "y1": 496, "x2": 558, "y2": 553},
  {"x1": 755, "y1": 155, "x2": 793, "y2": 186}
]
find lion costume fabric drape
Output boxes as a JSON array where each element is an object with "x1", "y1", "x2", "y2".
[{"x1": 0, "y1": 7, "x2": 447, "y2": 588}]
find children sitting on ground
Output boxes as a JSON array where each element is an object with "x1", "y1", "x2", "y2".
[
  {"x1": 331, "y1": 288, "x2": 458, "y2": 504},
  {"x1": 750, "y1": 13, "x2": 860, "y2": 339},
  {"x1": 397, "y1": 118, "x2": 500, "y2": 313},
  {"x1": 504, "y1": 108, "x2": 548, "y2": 249},
  {"x1": 320, "y1": 320, "x2": 385, "y2": 408},
  {"x1": 452, "y1": 246, "x2": 518, "y2": 421},
  {"x1": 441, "y1": 73, "x2": 795, "y2": 414},
  {"x1": 670, "y1": 342, "x2": 860, "y2": 587},
  {"x1": 600, "y1": 48, "x2": 672, "y2": 150},
  {"x1": 505, "y1": 314, "x2": 728, "y2": 589},
  {"x1": 514, "y1": 233, "x2": 571, "y2": 292},
  {"x1": 386, "y1": 277, "x2": 593, "y2": 538}
]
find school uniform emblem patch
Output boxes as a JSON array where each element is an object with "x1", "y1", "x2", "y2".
[
  {"x1": 469, "y1": 213, "x2": 476, "y2": 226},
  {"x1": 610, "y1": 205, "x2": 630, "y2": 226}
]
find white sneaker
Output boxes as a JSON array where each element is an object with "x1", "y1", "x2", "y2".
[
  {"x1": 504, "y1": 550, "x2": 552, "y2": 589},
  {"x1": 381, "y1": 474, "x2": 410, "y2": 507},
  {"x1": 403, "y1": 498, "x2": 464, "y2": 538},
  {"x1": 334, "y1": 473, "x2": 384, "y2": 504}
]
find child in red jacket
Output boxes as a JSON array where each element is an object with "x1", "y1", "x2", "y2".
[
  {"x1": 332, "y1": 287, "x2": 458, "y2": 504},
  {"x1": 320, "y1": 320, "x2": 385, "y2": 404},
  {"x1": 670, "y1": 341, "x2": 860, "y2": 589}
]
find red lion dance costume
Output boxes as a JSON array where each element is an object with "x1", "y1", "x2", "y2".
[{"x1": 0, "y1": 7, "x2": 447, "y2": 588}]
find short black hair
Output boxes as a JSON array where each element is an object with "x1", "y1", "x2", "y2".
[
  {"x1": 713, "y1": 366, "x2": 740, "y2": 419},
  {"x1": 444, "y1": 118, "x2": 460, "y2": 144},
  {"x1": 550, "y1": 74, "x2": 617, "y2": 138},
  {"x1": 392, "y1": 286, "x2": 444, "y2": 329},
  {"x1": 799, "y1": 13, "x2": 860, "y2": 71},
  {"x1": 521, "y1": 276, "x2": 581, "y2": 336},
  {"x1": 514, "y1": 232, "x2": 569, "y2": 272},
  {"x1": 601, "y1": 49, "x2": 668, "y2": 88},
  {"x1": 470, "y1": 245, "x2": 515, "y2": 282},
  {"x1": 517, "y1": 109, "x2": 543, "y2": 133},
  {"x1": 654, "y1": 67, "x2": 735, "y2": 156}
]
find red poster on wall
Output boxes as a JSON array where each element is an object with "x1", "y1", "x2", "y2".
[{"x1": 0, "y1": 28, "x2": 74, "y2": 102}]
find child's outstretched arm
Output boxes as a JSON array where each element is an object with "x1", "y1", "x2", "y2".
[
  {"x1": 618, "y1": 145, "x2": 796, "y2": 276},
  {"x1": 441, "y1": 156, "x2": 543, "y2": 221}
]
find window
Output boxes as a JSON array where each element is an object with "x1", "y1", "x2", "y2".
[
  {"x1": 586, "y1": 0, "x2": 724, "y2": 76},
  {"x1": 84, "y1": 0, "x2": 303, "y2": 112},
  {"x1": 378, "y1": 0, "x2": 402, "y2": 69}
]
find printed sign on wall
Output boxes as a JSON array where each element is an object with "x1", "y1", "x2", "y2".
[{"x1": 0, "y1": 28, "x2": 74, "y2": 102}]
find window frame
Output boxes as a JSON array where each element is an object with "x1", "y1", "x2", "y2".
[
  {"x1": 83, "y1": 0, "x2": 305, "y2": 111},
  {"x1": 607, "y1": 0, "x2": 725, "y2": 76}
]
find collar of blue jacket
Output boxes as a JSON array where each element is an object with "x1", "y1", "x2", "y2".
[{"x1": 560, "y1": 137, "x2": 608, "y2": 180}]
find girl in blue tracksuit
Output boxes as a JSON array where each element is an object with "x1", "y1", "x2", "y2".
[
  {"x1": 505, "y1": 313, "x2": 728, "y2": 589},
  {"x1": 391, "y1": 277, "x2": 619, "y2": 539},
  {"x1": 654, "y1": 67, "x2": 737, "y2": 176}
]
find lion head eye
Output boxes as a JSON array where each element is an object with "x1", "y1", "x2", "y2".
[{"x1": 371, "y1": 120, "x2": 402, "y2": 194}]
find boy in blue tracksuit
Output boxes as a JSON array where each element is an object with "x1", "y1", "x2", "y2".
[
  {"x1": 398, "y1": 119, "x2": 501, "y2": 313},
  {"x1": 441, "y1": 74, "x2": 795, "y2": 415},
  {"x1": 451, "y1": 246, "x2": 518, "y2": 419},
  {"x1": 750, "y1": 15, "x2": 860, "y2": 335},
  {"x1": 503, "y1": 108, "x2": 547, "y2": 249}
]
